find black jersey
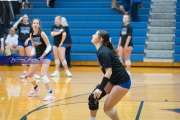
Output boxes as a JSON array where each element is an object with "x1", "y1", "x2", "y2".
[
  {"x1": 120, "y1": 24, "x2": 133, "y2": 48},
  {"x1": 31, "y1": 31, "x2": 50, "y2": 57},
  {"x1": 17, "y1": 23, "x2": 32, "y2": 42},
  {"x1": 97, "y1": 45, "x2": 130, "y2": 85},
  {"x1": 51, "y1": 25, "x2": 66, "y2": 46},
  {"x1": 0, "y1": 27, "x2": 3, "y2": 38}
]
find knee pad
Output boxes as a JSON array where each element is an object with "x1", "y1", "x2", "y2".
[
  {"x1": 42, "y1": 75, "x2": 50, "y2": 84},
  {"x1": 105, "y1": 108, "x2": 116, "y2": 117},
  {"x1": 125, "y1": 60, "x2": 131, "y2": 66},
  {"x1": 88, "y1": 94, "x2": 99, "y2": 110},
  {"x1": 55, "y1": 59, "x2": 60, "y2": 64},
  {"x1": 88, "y1": 85, "x2": 107, "y2": 110},
  {"x1": 28, "y1": 77, "x2": 35, "y2": 82},
  {"x1": 61, "y1": 59, "x2": 67, "y2": 65}
]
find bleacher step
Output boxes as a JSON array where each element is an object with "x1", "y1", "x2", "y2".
[
  {"x1": 148, "y1": 27, "x2": 175, "y2": 34},
  {"x1": 150, "y1": 13, "x2": 175, "y2": 19},
  {"x1": 144, "y1": 57, "x2": 173, "y2": 62},
  {"x1": 145, "y1": 50, "x2": 174, "y2": 58},
  {"x1": 151, "y1": 1, "x2": 176, "y2": 6},
  {"x1": 147, "y1": 34, "x2": 174, "y2": 42},
  {"x1": 151, "y1": 6, "x2": 176, "y2": 13},
  {"x1": 146, "y1": 42, "x2": 174, "y2": 50},
  {"x1": 149, "y1": 20, "x2": 175, "y2": 27}
]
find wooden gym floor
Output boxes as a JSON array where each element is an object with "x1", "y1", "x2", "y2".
[{"x1": 0, "y1": 66, "x2": 180, "y2": 120}]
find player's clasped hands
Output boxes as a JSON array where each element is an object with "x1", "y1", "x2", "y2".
[{"x1": 93, "y1": 89, "x2": 102, "y2": 99}]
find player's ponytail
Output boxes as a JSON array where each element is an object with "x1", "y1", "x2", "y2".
[{"x1": 98, "y1": 30, "x2": 117, "y2": 56}]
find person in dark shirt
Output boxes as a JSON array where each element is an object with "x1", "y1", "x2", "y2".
[
  {"x1": 117, "y1": 15, "x2": 133, "y2": 76},
  {"x1": 60, "y1": 17, "x2": 72, "y2": 69},
  {"x1": 131, "y1": 0, "x2": 141, "y2": 21},
  {"x1": 88, "y1": 30, "x2": 131, "y2": 120},
  {"x1": 47, "y1": 0, "x2": 56, "y2": 8},
  {"x1": 27, "y1": 18, "x2": 54, "y2": 101},
  {"x1": 13, "y1": 14, "x2": 40, "y2": 79},
  {"x1": 0, "y1": 27, "x2": 4, "y2": 53},
  {"x1": 51, "y1": 16, "x2": 72, "y2": 77}
]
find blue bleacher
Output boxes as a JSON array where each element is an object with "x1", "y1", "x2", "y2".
[
  {"x1": 175, "y1": 38, "x2": 180, "y2": 45},
  {"x1": 16, "y1": 15, "x2": 149, "y2": 22},
  {"x1": 39, "y1": 22, "x2": 148, "y2": 29},
  {"x1": 31, "y1": 2, "x2": 151, "y2": 8},
  {"x1": 9, "y1": 0, "x2": 151, "y2": 62},
  {"x1": 174, "y1": 1, "x2": 180, "y2": 62},
  {"x1": 177, "y1": 15, "x2": 180, "y2": 21},
  {"x1": 43, "y1": 29, "x2": 147, "y2": 36},
  {"x1": 20, "y1": 8, "x2": 149, "y2": 15},
  {"x1": 177, "y1": 8, "x2": 180, "y2": 15},
  {"x1": 70, "y1": 45, "x2": 144, "y2": 53},
  {"x1": 29, "y1": 0, "x2": 151, "y2": 2},
  {"x1": 71, "y1": 53, "x2": 144, "y2": 61},
  {"x1": 59, "y1": 37, "x2": 146, "y2": 45}
]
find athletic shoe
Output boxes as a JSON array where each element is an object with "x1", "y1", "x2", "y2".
[
  {"x1": 66, "y1": 70, "x2": 72, "y2": 77},
  {"x1": 28, "y1": 88, "x2": 40, "y2": 96},
  {"x1": 51, "y1": 71, "x2": 60, "y2": 77},
  {"x1": 34, "y1": 73, "x2": 41, "y2": 79},
  {"x1": 43, "y1": 93, "x2": 54, "y2": 101},
  {"x1": 20, "y1": 73, "x2": 27, "y2": 79}
]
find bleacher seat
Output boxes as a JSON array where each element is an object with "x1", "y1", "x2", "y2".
[
  {"x1": 174, "y1": 1, "x2": 180, "y2": 62},
  {"x1": 16, "y1": 15, "x2": 149, "y2": 22}
]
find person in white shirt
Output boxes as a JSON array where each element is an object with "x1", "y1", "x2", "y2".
[{"x1": 5, "y1": 28, "x2": 18, "y2": 56}]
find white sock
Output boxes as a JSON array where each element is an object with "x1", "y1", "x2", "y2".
[
  {"x1": 55, "y1": 70, "x2": 59, "y2": 73},
  {"x1": 24, "y1": 71, "x2": 27, "y2": 74},
  {"x1": 90, "y1": 117, "x2": 96, "y2": 120},
  {"x1": 65, "y1": 70, "x2": 69, "y2": 72}
]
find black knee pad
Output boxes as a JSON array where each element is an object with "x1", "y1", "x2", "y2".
[
  {"x1": 88, "y1": 94, "x2": 99, "y2": 110},
  {"x1": 88, "y1": 84, "x2": 107, "y2": 110}
]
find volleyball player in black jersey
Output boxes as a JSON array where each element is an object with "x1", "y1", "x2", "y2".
[
  {"x1": 117, "y1": 15, "x2": 133, "y2": 76},
  {"x1": 13, "y1": 14, "x2": 40, "y2": 79},
  {"x1": 88, "y1": 30, "x2": 131, "y2": 120},
  {"x1": 27, "y1": 18, "x2": 54, "y2": 101},
  {"x1": 50, "y1": 16, "x2": 72, "y2": 77}
]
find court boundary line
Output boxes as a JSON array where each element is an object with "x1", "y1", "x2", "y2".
[
  {"x1": 135, "y1": 101, "x2": 144, "y2": 120},
  {"x1": 19, "y1": 84, "x2": 180, "y2": 120}
]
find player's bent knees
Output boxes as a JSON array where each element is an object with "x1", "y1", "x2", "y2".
[
  {"x1": 104, "y1": 108, "x2": 116, "y2": 117},
  {"x1": 88, "y1": 94, "x2": 99, "y2": 110},
  {"x1": 27, "y1": 72, "x2": 34, "y2": 78}
]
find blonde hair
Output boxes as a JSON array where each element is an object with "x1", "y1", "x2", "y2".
[
  {"x1": 61, "y1": 17, "x2": 69, "y2": 27},
  {"x1": 55, "y1": 15, "x2": 62, "y2": 21}
]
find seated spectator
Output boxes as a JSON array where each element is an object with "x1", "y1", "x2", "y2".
[
  {"x1": 113, "y1": 0, "x2": 131, "y2": 15},
  {"x1": 0, "y1": 26, "x2": 4, "y2": 53},
  {"x1": 139, "y1": 0, "x2": 143, "y2": 8},
  {"x1": 22, "y1": 0, "x2": 33, "y2": 9},
  {"x1": 4, "y1": 28, "x2": 18, "y2": 56},
  {"x1": 111, "y1": 0, "x2": 118, "y2": 9},
  {"x1": 131, "y1": 0, "x2": 141, "y2": 21}
]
